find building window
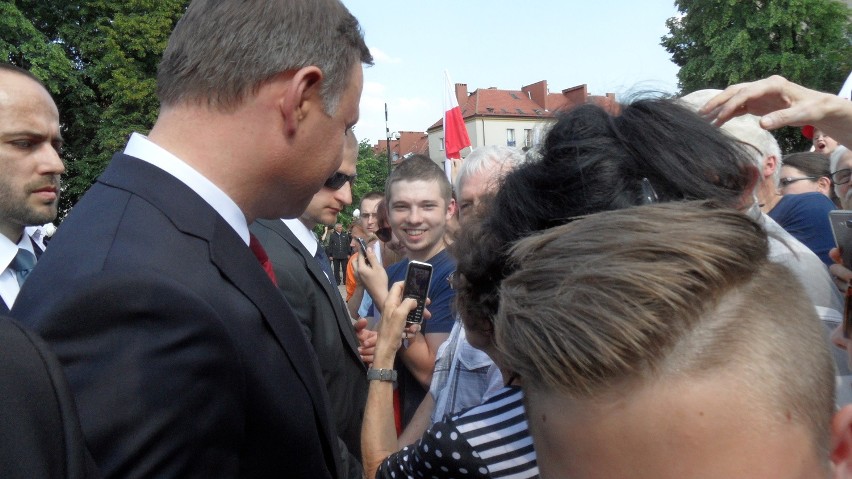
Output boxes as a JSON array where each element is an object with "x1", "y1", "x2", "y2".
[
  {"x1": 440, "y1": 137, "x2": 445, "y2": 151},
  {"x1": 506, "y1": 129, "x2": 515, "y2": 147},
  {"x1": 524, "y1": 129, "x2": 532, "y2": 148}
]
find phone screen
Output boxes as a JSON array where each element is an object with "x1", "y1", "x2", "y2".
[
  {"x1": 830, "y1": 211, "x2": 852, "y2": 267},
  {"x1": 402, "y1": 261, "x2": 432, "y2": 324}
]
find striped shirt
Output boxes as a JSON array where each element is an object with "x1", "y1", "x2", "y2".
[{"x1": 377, "y1": 386, "x2": 538, "y2": 479}]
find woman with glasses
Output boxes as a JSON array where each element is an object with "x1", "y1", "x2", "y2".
[
  {"x1": 831, "y1": 147, "x2": 852, "y2": 210},
  {"x1": 767, "y1": 152, "x2": 837, "y2": 266},
  {"x1": 778, "y1": 152, "x2": 834, "y2": 198}
]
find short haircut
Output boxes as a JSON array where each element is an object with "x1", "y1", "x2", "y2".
[
  {"x1": 385, "y1": 155, "x2": 452, "y2": 204},
  {"x1": 497, "y1": 203, "x2": 835, "y2": 455},
  {"x1": 360, "y1": 191, "x2": 384, "y2": 203},
  {"x1": 157, "y1": 0, "x2": 373, "y2": 113},
  {"x1": 0, "y1": 63, "x2": 46, "y2": 88},
  {"x1": 782, "y1": 152, "x2": 831, "y2": 179},
  {"x1": 680, "y1": 89, "x2": 783, "y2": 186},
  {"x1": 452, "y1": 98, "x2": 755, "y2": 327},
  {"x1": 454, "y1": 146, "x2": 527, "y2": 195}
]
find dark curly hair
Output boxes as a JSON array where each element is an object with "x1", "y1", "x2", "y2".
[{"x1": 453, "y1": 97, "x2": 757, "y2": 325}]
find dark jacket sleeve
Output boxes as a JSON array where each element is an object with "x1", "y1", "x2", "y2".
[{"x1": 0, "y1": 317, "x2": 100, "y2": 479}]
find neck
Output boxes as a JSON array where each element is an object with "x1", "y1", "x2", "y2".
[
  {"x1": 0, "y1": 223, "x2": 23, "y2": 244},
  {"x1": 407, "y1": 243, "x2": 445, "y2": 263},
  {"x1": 299, "y1": 216, "x2": 317, "y2": 230}
]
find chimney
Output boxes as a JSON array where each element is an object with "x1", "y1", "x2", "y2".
[
  {"x1": 562, "y1": 84, "x2": 588, "y2": 108},
  {"x1": 455, "y1": 83, "x2": 468, "y2": 108},
  {"x1": 522, "y1": 80, "x2": 548, "y2": 109}
]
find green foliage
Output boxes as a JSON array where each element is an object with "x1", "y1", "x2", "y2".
[
  {"x1": 334, "y1": 138, "x2": 389, "y2": 228},
  {"x1": 662, "y1": 0, "x2": 852, "y2": 152},
  {"x1": 1, "y1": 0, "x2": 188, "y2": 217}
]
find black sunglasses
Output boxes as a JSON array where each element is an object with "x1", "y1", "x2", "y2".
[{"x1": 324, "y1": 172, "x2": 357, "y2": 190}]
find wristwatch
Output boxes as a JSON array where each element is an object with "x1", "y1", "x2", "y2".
[{"x1": 367, "y1": 368, "x2": 397, "y2": 382}]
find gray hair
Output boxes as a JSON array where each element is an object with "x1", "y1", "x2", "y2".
[
  {"x1": 454, "y1": 146, "x2": 527, "y2": 194},
  {"x1": 157, "y1": 0, "x2": 373, "y2": 114},
  {"x1": 679, "y1": 89, "x2": 783, "y2": 187},
  {"x1": 831, "y1": 146, "x2": 851, "y2": 173}
]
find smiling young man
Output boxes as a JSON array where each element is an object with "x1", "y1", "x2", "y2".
[
  {"x1": 383, "y1": 155, "x2": 456, "y2": 427},
  {"x1": 0, "y1": 64, "x2": 64, "y2": 313}
]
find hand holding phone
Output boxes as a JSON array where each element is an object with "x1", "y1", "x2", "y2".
[
  {"x1": 829, "y1": 211, "x2": 852, "y2": 267},
  {"x1": 402, "y1": 261, "x2": 432, "y2": 324},
  {"x1": 356, "y1": 237, "x2": 371, "y2": 266}
]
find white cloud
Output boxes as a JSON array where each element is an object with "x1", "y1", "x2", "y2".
[{"x1": 369, "y1": 47, "x2": 402, "y2": 64}]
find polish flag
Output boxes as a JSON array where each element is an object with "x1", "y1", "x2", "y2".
[{"x1": 443, "y1": 70, "x2": 471, "y2": 181}]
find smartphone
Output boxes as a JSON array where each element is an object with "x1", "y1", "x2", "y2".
[
  {"x1": 402, "y1": 260, "x2": 432, "y2": 324},
  {"x1": 356, "y1": 237, "x2": 370, "y2": 266},
  {"x1": 830, "y1": 210, "x2": 852, "y2": 267}
]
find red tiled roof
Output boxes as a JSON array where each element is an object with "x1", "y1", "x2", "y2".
[
  {"x1": 428, "y1": 81, "x2": 617, "y2": 131},
  {"x1": 373, "y1": 131, "x2": 429, "y2": 159}
]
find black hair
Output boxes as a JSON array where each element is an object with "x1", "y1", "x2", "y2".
[{"x1": 453, "y1": 97, "x2": 757, "y2": 325}]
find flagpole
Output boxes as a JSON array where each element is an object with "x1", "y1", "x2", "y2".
[{"x1": 385, "y1": 103, "x2": 391, "y2": 175}]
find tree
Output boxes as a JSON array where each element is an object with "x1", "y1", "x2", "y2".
[
  {"x1": 1, "y1": 0, "x2": 188, "y2": 218},
  {"x1": 662, "y1": 0, "x2": 852, "y2": 152}
]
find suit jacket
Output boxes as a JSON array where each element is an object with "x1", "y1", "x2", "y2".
[
  {"x1": 326, "y1": 231, "x2": 351, "y2": 259},
  {"x1": 12, "y1": 153, "x2": 341, "y2": 479},
  {"x1": 0, "y1": 316, "x2": 99, "y2": 479},
  {"x1": 250, "y1": 219, "x2": 367, "y2": 479}
]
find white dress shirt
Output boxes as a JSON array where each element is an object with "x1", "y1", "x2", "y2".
[
  {"x1": 282, "y1": 218, "x2": 335, "y2": 284},
  {"x1": 0, "y1": 232, "x2": 38, "y2": 310},
  {"x1": 124, "y1": 132, "x2": 250, "y2": 245}
]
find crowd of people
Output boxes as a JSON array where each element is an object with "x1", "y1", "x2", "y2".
[{"x1": 2, "y1": 1, "x2": 852, "y2": 478}]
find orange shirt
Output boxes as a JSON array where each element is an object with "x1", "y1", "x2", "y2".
[{"x1": 345, "y1": 253, "x2": 359, "y2": 301}]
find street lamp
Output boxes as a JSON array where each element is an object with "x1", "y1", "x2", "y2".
[{"x1": 384, "y1": 103, "x2": 400, "y2": 174}]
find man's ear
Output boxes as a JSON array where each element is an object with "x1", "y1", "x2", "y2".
[
  {"x1": 830, "y1": 405, "x2": 852, "y2": 475},
  {"x1": 279, "y1": 66, "x2": 324, "y2": 136},
  {"x1": 818, "y1": 176, "x2": 833, "y2": 195},
  {"x1": 763, "y1": 155, "x2": 778, "y2": 179},
  {"x1": 446, "y1": 197, "x2": 457, "y2": 220}
]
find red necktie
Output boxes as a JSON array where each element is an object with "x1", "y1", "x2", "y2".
[{"x1": 249, "y1": 233, "x2": 277, "y2": 286}]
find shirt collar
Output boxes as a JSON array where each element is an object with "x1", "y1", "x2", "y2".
[
  {"x1": 282, "y1": 218, "x2": 319, "y2": 256},
  {"x1": 124, "y1": 132, "x2": 250, "y2": 245}
]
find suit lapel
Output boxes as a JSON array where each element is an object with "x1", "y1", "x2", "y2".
[
  {"x1": 258, "y1": 220, "x2": 362, "y2": 360},
  {"x1": 98, "y1": 154, "x2": 338, "y2": 461}
]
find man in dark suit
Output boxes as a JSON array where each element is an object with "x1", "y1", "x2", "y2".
[
  {"x1": 0, "y1": 64, "x2": 64, "y2": 313},
  {"x1": 251, "y1": 130, "x2": 366, "y2": 479},
  {"x1": 327, "y1": 223, "x2": 351, "y2": 285},
  {"x1": 12, "y1": 1, "x2": 373, "y2": 477},
  {"x1": 0, "y1": 316, "x2": 99, "y2": 478}
]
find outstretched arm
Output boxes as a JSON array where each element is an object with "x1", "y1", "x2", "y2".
[{"x1": 700, "y1": 75, "x2": 852, "y2": 148}]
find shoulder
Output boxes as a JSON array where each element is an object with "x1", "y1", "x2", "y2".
[{"x1": 386, "y1": 259, "x2": 410, "y2": 282}]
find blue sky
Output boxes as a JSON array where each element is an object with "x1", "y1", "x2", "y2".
[{"x1": 341, "y1": 0, "x2": 683, "y2": 144}]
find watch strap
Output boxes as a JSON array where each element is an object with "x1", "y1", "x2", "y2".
[{"x1": 367, "y1": 368, "x2": 397, "y2": 382}]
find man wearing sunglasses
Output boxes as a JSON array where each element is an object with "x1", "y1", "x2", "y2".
[{"x1": 250, "y1": 130, "x2": 366, "y2": 479}]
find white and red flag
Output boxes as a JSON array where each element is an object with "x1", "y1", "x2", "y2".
[{"x1": 443, "y1": 70, "x2": 471, "y2": 181}]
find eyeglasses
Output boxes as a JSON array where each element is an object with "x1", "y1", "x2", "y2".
[
  {"x1": 778, "y1": 176, "x2": 818, "y2": 187},
  {"x1": 361, "y1": 212, "x2": 379, "y2": 220},
  {"x1": 832, "y1": 169, "x2": 852, "y2": 186},
  {"x1": 324, "y1": 171, "x2": 357, "y2": 190}
]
